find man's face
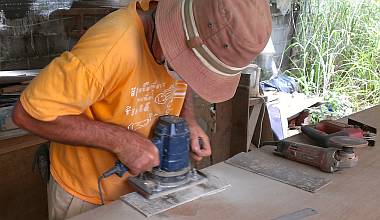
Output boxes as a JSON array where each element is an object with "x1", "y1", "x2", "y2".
[{"x1": 152, "y1": 27, "x2": 181, "y2": 80}]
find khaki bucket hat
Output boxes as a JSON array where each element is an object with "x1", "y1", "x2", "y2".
[{"x1": 156, "y1": 0, "x2": 272, "y2": 103}]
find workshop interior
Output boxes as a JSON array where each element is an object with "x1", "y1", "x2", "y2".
[{"x1": 1, "y1": 0, "x2": 379, "y2": 219}]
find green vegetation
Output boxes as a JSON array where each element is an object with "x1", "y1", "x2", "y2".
[{"x1": 285, "y1": 0, "x2": 380, "y2": 121}]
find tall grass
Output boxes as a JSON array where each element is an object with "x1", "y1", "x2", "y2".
[{"x1": 286, "y1": 0, "x2": 380, "y2": 119}]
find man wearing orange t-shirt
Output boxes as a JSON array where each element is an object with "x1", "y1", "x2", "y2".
[{"x1": 12, "y1": 0, "x2": 271, "y2": 219}]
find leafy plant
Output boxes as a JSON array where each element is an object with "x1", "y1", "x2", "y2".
[{"x1": 285, "y1": 0, "x2": 380, "y2": 120}]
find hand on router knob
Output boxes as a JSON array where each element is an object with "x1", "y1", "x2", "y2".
[{"x1": 113, "y1": 130, "x2": 159, "y2": 176}]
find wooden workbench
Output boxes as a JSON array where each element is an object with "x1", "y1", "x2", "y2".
[
  {"x1": 70, "y1": 106, "x2": 380, "y2": 220},
  {"x1": 0, "y1": 134, "x2": 48, "y2": 220}
]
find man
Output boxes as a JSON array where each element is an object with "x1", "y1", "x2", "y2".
[{"x1": 12, "y1": 0, "x2": 271, "y2": 219}]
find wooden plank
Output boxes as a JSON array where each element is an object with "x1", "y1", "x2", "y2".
[
  {"x1": 0, "y1": 129, "x2": 29, "y2": 141},
  {"x1": 212, "y1": 100, "x2": 233, "y2": 163},
  {"x1": 246, "y1": 100, "x2": 264, "y2": 147},
  {"x1": 0, "y1": 134, "x2": 47, "y2": 155},
  {"x1": 0, "y1": 84, "x2": 27, "y2": 94},
  {"x1": 252, "y1": 105, "x2": 274, "y2": 147},
  {"x1": 230, "y1": 88, "x2": 265, "y2": 156},
  {"x1": 230, "y1": 87, "x2": 249, "y2": 156}
]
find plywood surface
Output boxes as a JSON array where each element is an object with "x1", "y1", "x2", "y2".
[{"x1": 70, "y1": 106, "x2": 380, "y2": 220}]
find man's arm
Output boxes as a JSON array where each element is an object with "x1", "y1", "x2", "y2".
[
  {"x1": 12, "y1": 101, "x2": 159, "y2": 175},
  {"x1": 180, "y1": 88, "x2": 212, "y2": 161}
]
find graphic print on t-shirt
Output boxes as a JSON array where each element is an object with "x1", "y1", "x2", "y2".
[{"x1": 125, "y1": 80, "x2": 187, "y2": 131}]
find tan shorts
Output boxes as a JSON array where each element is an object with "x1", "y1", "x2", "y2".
[{"x1": 47, "y1": 176, "x2": 99, "y2": 220}]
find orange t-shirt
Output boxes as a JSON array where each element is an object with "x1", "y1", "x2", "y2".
[{"x1": 20, "y1": 1, "x2": 187, "y2": 204}]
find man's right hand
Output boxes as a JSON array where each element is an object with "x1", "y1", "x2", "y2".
[{"x1": 113, "y1": 131, "x2": 160, "y2": 176}]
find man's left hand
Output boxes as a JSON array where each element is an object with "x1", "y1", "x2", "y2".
[
  {"x1": 180, "y1": 87, "x2": 211, "y2": 161},
  {"x1": 187, "y1": 122, "x2": 212, "y2": 161}
]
